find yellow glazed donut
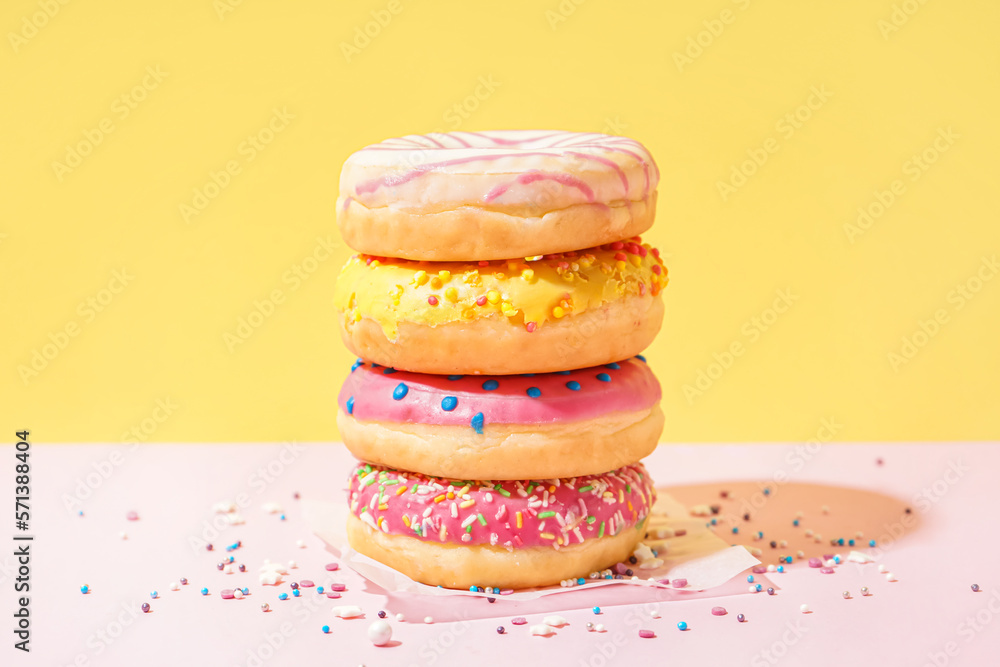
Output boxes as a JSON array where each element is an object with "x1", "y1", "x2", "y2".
[
  {"x1": 346, "y1": 461, "x2": 656, "y2": 590},
  {"x1": 337, "y1": 130, "x2": 659, "y2": 261},
  {"x1": 332, "y1": 240, "x2": 668, "y2": 375}
]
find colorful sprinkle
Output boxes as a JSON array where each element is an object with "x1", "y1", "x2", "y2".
[
  {"x1": 596, "y1": 373, "x2": 611, "y2": 382},
  {"x1": 441, "y1": 396, "x2": 458, "y2": 411},
  {"x1": 566, "y1": 381, "x2": 581, "y2": 391},
  {"x1": 482, "y1": 379, "x2": 499, "y2": 391},
  {"x1": 677, "y1": 621, "x2": 688, "y2": 631},
  {"x1": 526, "y1": 387, "x2": 541, "y2": 398},
  {"x1": 392, "y1": 383, "x2": 408, "y2": 400},
  {"x1": 346, "y1": 396, "x2": 354, "y2": 414},
  {"x1": 471, "y1": 412, "x2": 484, "y2": 434}
]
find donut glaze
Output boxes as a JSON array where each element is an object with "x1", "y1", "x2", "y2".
[
  {"x1": 332, "y1": 239, "x2": 667, "y2": 341},
  {"x1": 339, "y1": 357, "x2": 659, "y2": 432},
  {"x1": 336, "y1": 130, "x2": 660, "y2": 260},
  {"x1": 347, "y1": 462, "x2": 655, "y2": 550}
]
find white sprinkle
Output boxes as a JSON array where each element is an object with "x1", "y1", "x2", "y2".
[
  {"x1": 821, "y1": 505, "x2": 830, "y2": 514},
  {"x1": 212, "y1": 500, "x2": 237, "y2": 513},
  {"x1": 766, "y1": 564, "x2": 776, "y2": 573},
  {"x1": 296, "y1": 539, "x2": 306, "y2": 548},
  {"x1": 170, "y1": 582, "x2": 179, "y2": 591},
  {"x1": 530, "y1": 624, "x2": 556, "y2": 636},
  {"x1": 395, "y1": 613, "x2": 405, "y2": 622},
  {"x1": 288, "y1": 560, "x2": 298, "y2": 569},
  {"x1": 749, "y1": 585, "x2": 758, "y2": 593},
  {"x1": 651, "y1": 611, "x2": 660, "y2": 618},
  {"x1": 594, "y1": 623, "x2": 605, "y2": 632},
  {"x1": 800, "y1": 604, "x2": 810, "y2": 613},
  {"x1": 424, "y1": 616, "x2": 434, "y2": 624},
  {"x1": 878, "y1": 564, "x2": 889, "y2": 573},
  {"x1": 224, "y1": 512, "x2": 245, "y2": 525},
  {"x1": 367, "y1": 620, "x2": 392, "y2": 646},
  {"x1": 543, "y1": 615, "x2": 569, "y2": 627},
  {"x1": 261, "y1": 502, "x2": 283, "y2": 513},
  {"x1": 885, "y1": 572, "x2": 897, "y2": 582},
  {"x1": 120, "y1": 532, "x2": 128, "y2": 540},
  {"x1": 332, "y1": 605, "x2": 364, "y2": 618}
]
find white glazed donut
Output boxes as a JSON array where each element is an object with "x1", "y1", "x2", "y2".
[{"x1": 337, "y1": 130, "x2": 660, "y2": 261}]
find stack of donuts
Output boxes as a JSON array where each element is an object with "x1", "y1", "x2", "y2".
[{"x1": 333, "y1": 130, "x2": 668, "y2": 590}]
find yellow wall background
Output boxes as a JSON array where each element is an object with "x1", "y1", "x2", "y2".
[{"x1": 3, "y1": 0, "x2": 997, "y2": 443}]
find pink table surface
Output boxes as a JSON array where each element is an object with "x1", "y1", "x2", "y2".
[{"x1": 3, "y1": 442, "x2": 999, "y2": 667}]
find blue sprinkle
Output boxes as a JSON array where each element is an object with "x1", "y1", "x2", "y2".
[
  {"x1": 604, "y1": 362, "x2": 620, "y2": 369},
  {"x1": 747, "y1": 575, "x2": 754, "y2": 583},
  {"x1": 731, "y1": 527, "x2": 739, "y2": 534},
  {"x1": 482, "y1": 380, "x2": 499, "y2": 391},
  {"x1": 279, "y1": 514, "x2": 286, "y2": 520},
  {"x1": 471, "y1": 412, "x2": 484, "y2": 434},
  {"x1": 596, "y1": 373, "x2": 611, "y2": 382},
  {"x1": 278, "y1": 592, "x2": 288, "y2": 600},
  {"x1": 521, "y1": 373, "x2": 536, "y2": 377},
  {"x1": 317, "y1": 587, "x2": 324, "y2": 594},
  {"x1": 849, "y1": 539, "x2": 855, "y2": 547},
  {"x1": 322, "y1": 625, "x2": 330, "y2": 633},
  {"x1": 447, "y1": 375, "x2": 464, "y2": 381},
  {"x1": 710, "y1": 518, "x2": 717, "y2": 525},
  {"x1": 346, "y1": 396, "x2": 355, "y2": 415},
  {"x1": 793, "y1": 519, "x2": 799, "y2": 526},
  {"x1": 763, "y1": 487, "x2": 771, "y2": 496},
  {"x1": 566, "y1": 381, "x2": 581, "y2": 391},
  {"x1": 392, "y1": 383, "x2": 409, "y2": 400},
  {"x1": 677, "y1": 621, "x2": 688, "y2": 631},
  {"x1": 592, "y1": 606, "x2": 601, "y2": 614},
  {"x1": 241, "y1": 588, "x2": 249, "y2": 595},
  {"x1": 577, "y1": 578, "x2": 585, "y2": 585},
  {"x1": 777, "y1": 565, "x2": 784, "y2": 573},
  {"x1": 351, "y1": 359, "x2": 362, "y2": 371},
  {"x1": 293, "y1": 589, "x2": 301, "y2": 597},
  {"x1": 441, "y1": 396, "x2": 458, "y2": 411},
  {"x1": 526, "y1": 387, "x2": 542, "y2": 398},
  {"x1": 201, "y1": 587, "x2": 209, "y2": 595},
  {"x1": 382, "y1": 368, "x2": 397, "y2": 375},
  {"x1": 636, "y1": 354, "x2": 647, "y2": 362},
  {"x1": 838, "y1": 538, "x2": 845, "y2": 546},
  {"x1": 556, "y1": 370, "x2": 572, "y2": 375},
  {"x1": 469, "y1": 586, "x2": 477, "y2": 592},
  {"x1": 755, "y1": 584, "x2": 762, "y2": 592},
  {"x1": 869, "y1": 539, "x2": 876, "y2": 547}
]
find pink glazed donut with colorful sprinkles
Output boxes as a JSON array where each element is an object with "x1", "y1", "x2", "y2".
[
  {"x1": 338, "y1": 356, "x2": 663, "y2": 480},
  {"x1": 337, "y1": 130, "x2": 659, "y2": 261},
  {"x1": 346, "y1": 460, "x2": 656, "y2": 589}
]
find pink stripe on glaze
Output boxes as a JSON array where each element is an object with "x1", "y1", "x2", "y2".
[
  {"x1": 483, "y1": 170, "x2": 596, "y2": 203},
  {"x1": 348, "y1": 461, "x2": 655, "y2": 549},
  {"x1": 338, "y1": 356, "x2": 659, "y2": 430}
]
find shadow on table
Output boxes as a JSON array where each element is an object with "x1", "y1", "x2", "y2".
[{"x1": 666, "y1": 480, "x2": 922, "y2": 565}]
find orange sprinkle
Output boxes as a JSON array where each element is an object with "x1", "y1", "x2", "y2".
[
  {"x1": 540, "y1": 533, "x2": 556, "y2": 540},
  {"x1": 516, "y1": 511, "x2": 523, "y2": 529},
  {"x1": 402, "y1": 515, "x2": 411, "y2": 527},
  {"x1": 433, "y1": 494, "x2": 447, "y2": 503},
  {"x1": 395, "y1": 485, "x2": 406, "y2": 495}
]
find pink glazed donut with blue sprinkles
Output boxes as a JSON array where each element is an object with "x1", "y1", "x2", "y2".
[{"x1": 337, "y1": 355, "x2": 663, "y2": 480}]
